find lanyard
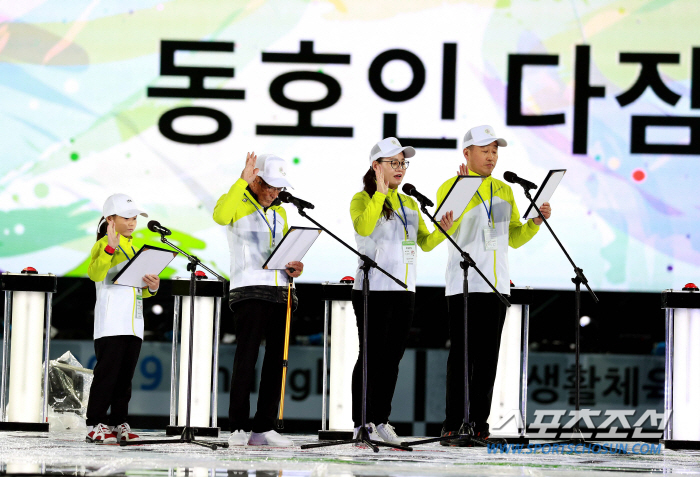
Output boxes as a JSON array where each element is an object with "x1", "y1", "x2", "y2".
[
  {"x1": 247, "y1": 194, "x2": 277, "y2": 245},
  {"x1": 476, "y1": 182, "x2": 494, "y2": 227},
  {"x1": 394, "y1": 194, "x2": 409, "y2": 237},
  {"x1": 118, "y1": 244, "x2": 137, "y2": 261}
]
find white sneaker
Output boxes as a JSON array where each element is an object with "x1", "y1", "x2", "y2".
[
  {"x1": 113, "y1": 422, "x2": 140, "y2": 442},
  {"x1": 228, "y1": 430, "x2": 248, "y2": 446},
  {"x1": 376, "y1": 423, "x2": 402, "y2": 445},
  {"x1": 85, "y1": 423, "x2": 117, "y2": 444},
  {"x1": 353, "y1": 423, "x2": 384, "y2": 442},
  {"x1": 247, "y1": 430, "x2": 294, "y2": 447}
]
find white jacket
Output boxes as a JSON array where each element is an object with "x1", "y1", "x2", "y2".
[
  {"x1": 350, "y1": 188, "x2": 447, "y2": 292},
  {"x1": 88, "y1": 235, "x2": 157, "y2": 339}
]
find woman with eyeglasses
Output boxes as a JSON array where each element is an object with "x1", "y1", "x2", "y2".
[
  {"x1": 349, "y1": 137, "x2": 455, "y2": 445},
  {"x1": 213, "y1": 152, "x2": 303, "y2": 447}
]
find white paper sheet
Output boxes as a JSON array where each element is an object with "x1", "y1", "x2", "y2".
[
  {"x1": 113, "y1": 246, "x2": 178, "y2": 287},
  {"x1": 433, "y1": 176, "x2": 483, "y2": 220},
  {"x1": 523, "y1": 169, "x2": 566, "y2": 219},
  {"x1": 263, "y1": 227, "x2": 322, "y2": 270}
]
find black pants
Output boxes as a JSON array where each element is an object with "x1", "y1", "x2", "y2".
[
  {"x1": 351, "y1": 290, "x2": 414, "y2": 427},
  {"x1": 229, "y1": 299, "x2": 287, "y2": 433},
  {"x1": 444, "y1": 293, "x2": 507, "y2": 431},
  {"x1": 86, "y1": 335, "x2": 142, "y2": 427}
]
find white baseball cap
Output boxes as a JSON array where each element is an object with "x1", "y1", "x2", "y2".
[
  {"x1": 462, "y1": 125, "x2": 508, "y2": 149},
  {"x1": 369, "y1": 137, "x2": 416, "y2": 166},
  {"x1": 102, "y1": 193, "x2": 148, "y2": 218},
  {"x1": 256, "y1": 154, "x2": 294, "y2": 189}
]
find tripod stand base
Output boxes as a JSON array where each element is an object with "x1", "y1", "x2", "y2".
[
  {"x1": 402, "y1": 423, "x2": 501, "y2": 447},
  {"x1": 119, "y1": 426, "x2": 229, "y2": 450},
  {"x1": 661, "y1": 439, "x2": 700, "y2": 450},
  {"x1": 301, "y1": 426, "x2": 413, "y2": 452},
  {"x1": 318, "y1": 429, "x2": 353, "y2": 440},
  {"x1": 401, "y1": 433, "x2": 497, "y2": 447},
  {"x1": 166, "y1": 425, "x2": 219, "y2": 437},
  {"x1": 492, "y1": 436, "x2": 529, "y2": 444}
]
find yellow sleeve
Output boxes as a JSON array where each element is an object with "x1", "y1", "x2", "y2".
[
  {"x1": 213, "y1": 178, "x2": 249, "y2": 226},
  {"x1": 278, "y1": 206, "x2": 289, "y2": 235},
  {"x1": 508, "y1": 190, "x2": 540, "y2": 249},
  {"x1": 350, "y1": 191, "x2": 387, "y2": 237},
  {"x1": 410, "y1": 197, "x2": 448, "y2": 252},
  {"x1": 87, "y1": 239, "x2": 114, "y2": 282}
]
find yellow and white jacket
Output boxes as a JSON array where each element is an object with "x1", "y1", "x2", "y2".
[
  {"x1": 436, "y1": 171, "x2": 539, "y2": 296},
  {"x1": 350, "y1": 188, "x2": 449, "y2": 292},
  {"x1": 88, "y1": 235, "x2": 157, "y2": 340},
  {"x1": 213, "y1": 178, "x2": 290, "y2": 293}
]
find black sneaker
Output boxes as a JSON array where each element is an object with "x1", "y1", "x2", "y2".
[
  {"x1": 439, "y1": 428, "x2": 459, "y2": 447},
  {"x1": 471, "y1": 423, "x2": 506, "y2": 446},
  {"x1": 441, "y1": 422, "x2": 493, "y2": 447}
]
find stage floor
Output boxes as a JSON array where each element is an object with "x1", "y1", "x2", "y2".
[{"x1": 0, "y1": 430, "x2": 698, "y2": 476}]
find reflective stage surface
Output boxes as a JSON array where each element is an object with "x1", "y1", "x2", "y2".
[{"x1": 0, "y1": 430, "x2": 699, "y2": 476}]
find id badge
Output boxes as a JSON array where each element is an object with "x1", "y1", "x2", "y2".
[
  {"x1": 483, "y1": 227, "x2": 498, "y2": 251},
  {"x1": 402, "y1": 240, "x2": 417, "y2": 264},
  {"x1": 136, "y1": 291, "x2": 144, "y2": 320}
]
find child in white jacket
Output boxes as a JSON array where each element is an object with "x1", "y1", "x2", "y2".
[{"x1": 85, "y1": 194, "x2": 159, "y2": 443}]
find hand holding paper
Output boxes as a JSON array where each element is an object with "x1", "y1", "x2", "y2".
[
  {"x1": 439, "y1": 211, "x2": 454, "y2": 231},
  {"x1": 143, "y1": 274, "x2": 160, "y2": 291},
  {"x1": 533, "y1": 202, "x2": 552, "y2": 225},
  {"x1": 285, "y1": 261, "x2": 304, "y2": 278}
]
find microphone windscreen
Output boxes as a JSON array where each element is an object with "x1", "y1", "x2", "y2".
[
  {"x1": 402, "y1": 183, "x2": 416, "y2": 195},
  {"x1": 503, "y1": 171, "x2": 517, "y2": 184},
  {"x1": 278, "y1": 191, "x2": 292, "y2": 203},
  {"x1": 147, "y1": 220, "x2": 161, "y2": 232}
]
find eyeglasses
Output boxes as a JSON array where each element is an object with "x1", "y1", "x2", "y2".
[
  {"x1": 378, "y1": 159, "x2": 410, "y2": 170},
  {"x1": 257, "y1": 178, "x2": 286, "y2": 193}
]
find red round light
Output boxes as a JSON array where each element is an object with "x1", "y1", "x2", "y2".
[
  {"x1": 682, "y1": 282, "x2": 699, "y2": 291},
  {"x1": 195, "y1": 270, "x2": 208, "y2": 279},
  {"x1": 21, "y1": 267, "x2": 38, "y2": 274},
  {"x1": 340, "y1": 276, "x2": 355, "y2": 284},
  {"x1": 631, "y1": 169, "x2": 646, "y2": 182}
]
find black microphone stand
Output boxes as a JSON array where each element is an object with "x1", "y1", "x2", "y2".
[
  {"x1": 120, "y1": 233, "x2": 228, "y2": 450},
  {"x1": 293, "y1": 204, "x2": 413, "y2": 453},
  {"x1": 401, "y1": 199, "x2": 511, "y2": 448},
  {"x1": 519, "y1": 187, "x2": 600, "y2": 447}
]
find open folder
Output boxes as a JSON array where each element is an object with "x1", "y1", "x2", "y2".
[
  {"x1": 112, "y1": 245, "x2": 178, "y2": 288},
  {"x1": 522, "y1": 169, "x2": 566, "y2": 219},
  {"x1": 433, "y1": 175, "x2": 483, "y2": 220},
  {"x1": 263, "y1": 227, "x2": 322, "y2": 270}
]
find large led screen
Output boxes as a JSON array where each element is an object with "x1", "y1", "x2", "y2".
[{"x1": 1, "y1": 0, "x2": 698, "y2": 291}]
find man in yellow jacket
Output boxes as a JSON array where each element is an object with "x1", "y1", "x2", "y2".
[
  {"x1": 213, "y1": 152, "x2": 303, "y2": 447},
  {"x1": 437, "y1": 125, "x2": 551, "y2": 445}
]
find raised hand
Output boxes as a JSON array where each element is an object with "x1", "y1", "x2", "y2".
[
  {"x1": 106, "y1": 219, "x2": 120, "y2": 249},
  {"x1": 374, "y1": 162, "x2": 389, "y2": 195},
  {"x1": 241, "y1": 152, "x2": 260, "y2": 185},
  {"x1": 458, "y1": 163, "x2": 469, "y2": 176}
]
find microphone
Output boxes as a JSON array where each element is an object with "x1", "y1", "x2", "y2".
[
  {"x1": 278, "y1": 191, "x2": 315, "y2": 210},
  {"x1": 503, "y1": 171, "x2": 538, "y2": 191},
  {"x1": 147, "y1": 220, "x2": 172, "y2": 236},
  {"x1": 402, "y1": 183, "x2": 434, "y2": 208}
]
